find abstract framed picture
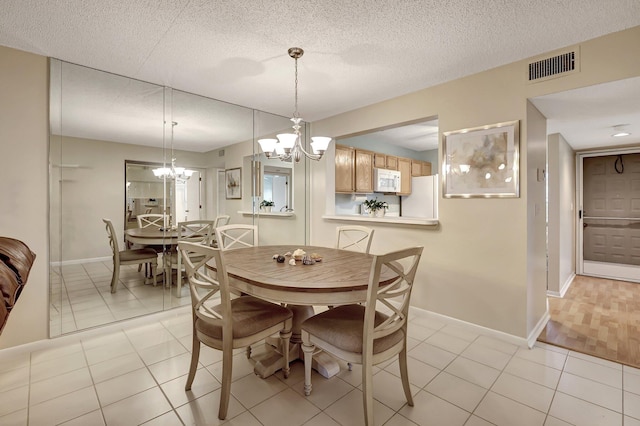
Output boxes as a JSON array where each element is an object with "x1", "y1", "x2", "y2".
[
  {"x1": 442, "y1": 120, "x2": 520, "y2": 198},
  {"x1": 225, "y1": 167, "x2": 242, "y2": 199}
]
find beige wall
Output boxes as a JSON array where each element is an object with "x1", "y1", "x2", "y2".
[
  {"x1": 0, "y1": 47, "x2": 49, "y2": 347},
  {"x1": 310, "y1": 26, "x2": 640, "y2": 340},
  {"x1": 548, "y1": 133, "x2": 577, "y2": 296}
]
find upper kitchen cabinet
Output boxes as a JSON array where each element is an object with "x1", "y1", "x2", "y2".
[
  {"x1": 355, "y1": 150, "x2": 374, "y2": 193},
  {"x1": 374, "y1": 152, "x2": 386, "y2": 168},
  {"x1": 411, "y1": 160, "x2": 432, "y2": 176},
  {"x1": 398, "y1": 158, "x2": 412, "y2": 195},
  {"x1": 335, "y1": 145, "x2": 355, "y2": 193},
  {"x1": 335, "y1": 145, "x2": 374, "y2": 193},
  {"x1": 386, "y1": 155, "x2": 398, "y2": 170}
]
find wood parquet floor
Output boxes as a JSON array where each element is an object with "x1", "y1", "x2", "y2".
[{"x1": 537, "y1": 274, "x2": 640, "y2": 369}]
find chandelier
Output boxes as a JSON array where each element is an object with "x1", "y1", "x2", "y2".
[
  {"x1": 258, "y1": 47, "x2": 332, "y2": 163},
  {"x1": 153, "y1": 121, "x2": 195, "y2": 181}
]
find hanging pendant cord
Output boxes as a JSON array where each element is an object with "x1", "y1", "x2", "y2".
[
  {"x1": 293, "y1": 57, "x2": 299, "y2": 120},
  {"x1": 614, "y1": 155, "x2": 624, "y2": 174}
]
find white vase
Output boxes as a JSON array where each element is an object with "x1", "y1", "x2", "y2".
[
  {"x1": 263, "y1": 206, "x2": 272, "y2": 213},
  {"x1": 375, "y1": 209, "x2": 385, "y2": 218}
]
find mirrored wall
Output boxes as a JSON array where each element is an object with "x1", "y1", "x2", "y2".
[{"x1": 49, "y1": 60, "x2": 309, "y2": 336}]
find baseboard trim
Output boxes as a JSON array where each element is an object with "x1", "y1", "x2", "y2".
[
  {"x1": 527, "y1": 309, "x2": 551, "y2": 349},
  {"x1": 408, "y1": 306, "x2": 531, "y2": 348},
  {"x1": 547, "y1": 273, "x2": 575, "y2": 298},
  {"x1": 50, "y1": 256, "x2": 111, "y2": 267}
]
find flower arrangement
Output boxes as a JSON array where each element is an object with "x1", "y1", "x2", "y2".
[
  {"x1": 260, "y1": 200, "x2": 275, "y2": 208},
  {"x1": 362, "y1": 198, "x2": 388, "y2": 213}
]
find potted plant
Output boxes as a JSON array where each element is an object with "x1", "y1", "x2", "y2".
[
  {"x1": 362, "y1": 198, "x2": 388, "y2": 217},
  {"x1": 260, "y1": 199, "x2": 275, "y2": 212}
]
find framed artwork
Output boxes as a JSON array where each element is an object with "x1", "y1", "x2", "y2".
[
  {"x1": 225, "y1": 167, "x2": 242, "y2": 199},
  {"x1": 442, "y1": 120, "x2": 520, "y2": 198}
]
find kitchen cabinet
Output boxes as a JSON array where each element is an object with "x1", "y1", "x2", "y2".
[
  {"x1": 335, "y1": 145, "x2": 373, "y2": 193},
  {"x1": 374, "y1": 153, "x2": 386, "y2": 168},
  {"x1": 397, "y1": 158, "x2": 412, "y2": 195},
  {"x1": 386, "y1": 156, "x2": 398, "y2": 170},
  {"x1": 411, "y1": 160, "x2": 432, "y2": 176},
  {"x1": 355, "y1": 150, "x2": 374, "y2": 192},
  {"x1": 335, "y1": 145, "x2": 355, "y2": 193}
]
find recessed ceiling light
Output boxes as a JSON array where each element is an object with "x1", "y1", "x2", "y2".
[{"x1": 612, "y1": 125, "x2": 631, "y2": 137}]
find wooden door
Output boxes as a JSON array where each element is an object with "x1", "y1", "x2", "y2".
[
  {"x1": 397, "y1": 158, "x2": 412, "y2": 195},
  {"x1": 355, "y1": 150, "x2": 374, "y2": 193},
  {"x1": 335, "y1": 145, "x2": 355, "y2": 193},
  {"x1": 386, "y1": 156, "x2": 398, "y2": 170},
  {"x1": 374, "y1": 153, "x2": 386, "y2": 169},
  {"x1": 411, "y1": 161, "x2": 422, "y2": 177}
]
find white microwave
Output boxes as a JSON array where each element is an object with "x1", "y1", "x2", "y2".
[{"x1": 374, "y1": 168, "x2": 401, "y2": 192}]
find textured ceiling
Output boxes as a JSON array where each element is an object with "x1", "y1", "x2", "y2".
[{"x1": 2, "y1": 0, "x2": 640, "y2": 151}]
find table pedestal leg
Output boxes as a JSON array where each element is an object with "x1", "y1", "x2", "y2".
[{"x1": 252, "y1": 305, "x2": 341, "y2": 379}]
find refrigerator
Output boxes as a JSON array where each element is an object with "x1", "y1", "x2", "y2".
[{"x1": 401, "y1": 174, "x2": 438, "y2": 218}]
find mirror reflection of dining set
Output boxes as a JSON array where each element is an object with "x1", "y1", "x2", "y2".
[{"x1": 103, "y1": 214, "x2": 232, "y2": 295}]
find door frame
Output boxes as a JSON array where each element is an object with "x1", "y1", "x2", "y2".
[{"x1": 576, "y1": 146, "x2": 640, "y2": 282}]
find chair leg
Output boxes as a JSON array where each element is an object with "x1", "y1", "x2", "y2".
[
  {"x1": 185, "y1": 334, "x2": 200, "y2": 391},
  {"x1": 301, "y1": 334, "x2": 314, "y2": 396},
  {"x1": 218, "y1": 341, "x2": 233, "y2": 420},
  {"x1": 362, "y1": 357, "x2": 374, "y2": 426},
  {"x1": 110, "y1": 266, "x2": 119, "y2": 293},
  {"x1": 151, "y1": 261, "x2": 157, "y2": 287},
  {"x1": 398, "y1": 345, "x2": 414, "y2": 406}
]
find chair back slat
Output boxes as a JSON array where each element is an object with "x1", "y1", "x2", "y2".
[
  {"x1": 364, "y1": 246, "x2": 423, "y2": 345},
  {"x1": 137, "y1": 214, "x2": 167, "y2": 229},
  {"x1": 336, "y1": 226, "x2": 374, "y2": 254},
  {"x1": 215, "y1": 224, "x2": 258, "y2": 250},
  {"x1": 102, "y1": 219, "x2": 119, "y2": 255},
  {"x1": 178, "y1": 220, "x2": 215, "y2": 245},
  {"x1": 179, "y1": 241, "x2": 231, "y2": 323},
  {"x1": 213, "y1": 215, "x2": 231, "y2": 228}
]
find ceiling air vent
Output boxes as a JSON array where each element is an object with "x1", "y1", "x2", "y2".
[{"x1": 527, "y1": 49, "x2": 579, "y2": 83}]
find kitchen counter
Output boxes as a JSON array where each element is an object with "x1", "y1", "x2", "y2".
[{"x1": 322, "y1": 214, "x2": 438, "y2": 226}]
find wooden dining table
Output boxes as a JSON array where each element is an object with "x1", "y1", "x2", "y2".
[
  {"x1": 125, "y1": 227, "x2": 179, "y2": 282},
  {"x1": 205, "y1": 244, "x2": 397, "y2": 379}
]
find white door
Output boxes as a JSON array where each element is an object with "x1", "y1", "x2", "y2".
[
  {"x1": 578, "y1": 150, "x2": 640, "y2": 282},
  {"x1": 174, "y1": 171, "x2": 202, "y2": 223}
]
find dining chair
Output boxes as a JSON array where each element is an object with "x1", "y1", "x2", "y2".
[
  {"x1": 214, "y1": 223, "x2": 259, "y2": 357},
  {"x1": 336, "y1": 225, "x2": 375, "y2": 254},
  {"x1": 170, "y1": 220, "x2": 215, "y2": 294},
  {"x1": 137, "y1": 213, "x2": 166, "y2": 229},
  {"x1": 179, "y1": 241, "x2": 293, "y2": 420},
  {"x1": 103, "y1": 219, "x2": 158, "y2": 293},
  {"x1": 210, "y1": 215, "x2": 231, "y2": 247},
  {"x1": 301, "y1": 246, "x2": 423, "y2": 426},
  {"x1": 214, "y1": 224, "x2": 258, "y2": 250}
]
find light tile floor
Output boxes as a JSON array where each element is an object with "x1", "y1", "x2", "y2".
[
  {"x1": 50, "y1": 260, "x2": 190, "y2": 335},
  {"x1": 2, "y1": 307, "x2": 639, "y2": 425}
]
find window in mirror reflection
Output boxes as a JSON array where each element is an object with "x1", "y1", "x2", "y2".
[{"x1": 263, "y1": 165, "x2": 292, "y2": 211}]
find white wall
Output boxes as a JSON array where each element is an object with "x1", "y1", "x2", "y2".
[{"x1": 547, "y1": 133, "x2": 576, "y2": 296}]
